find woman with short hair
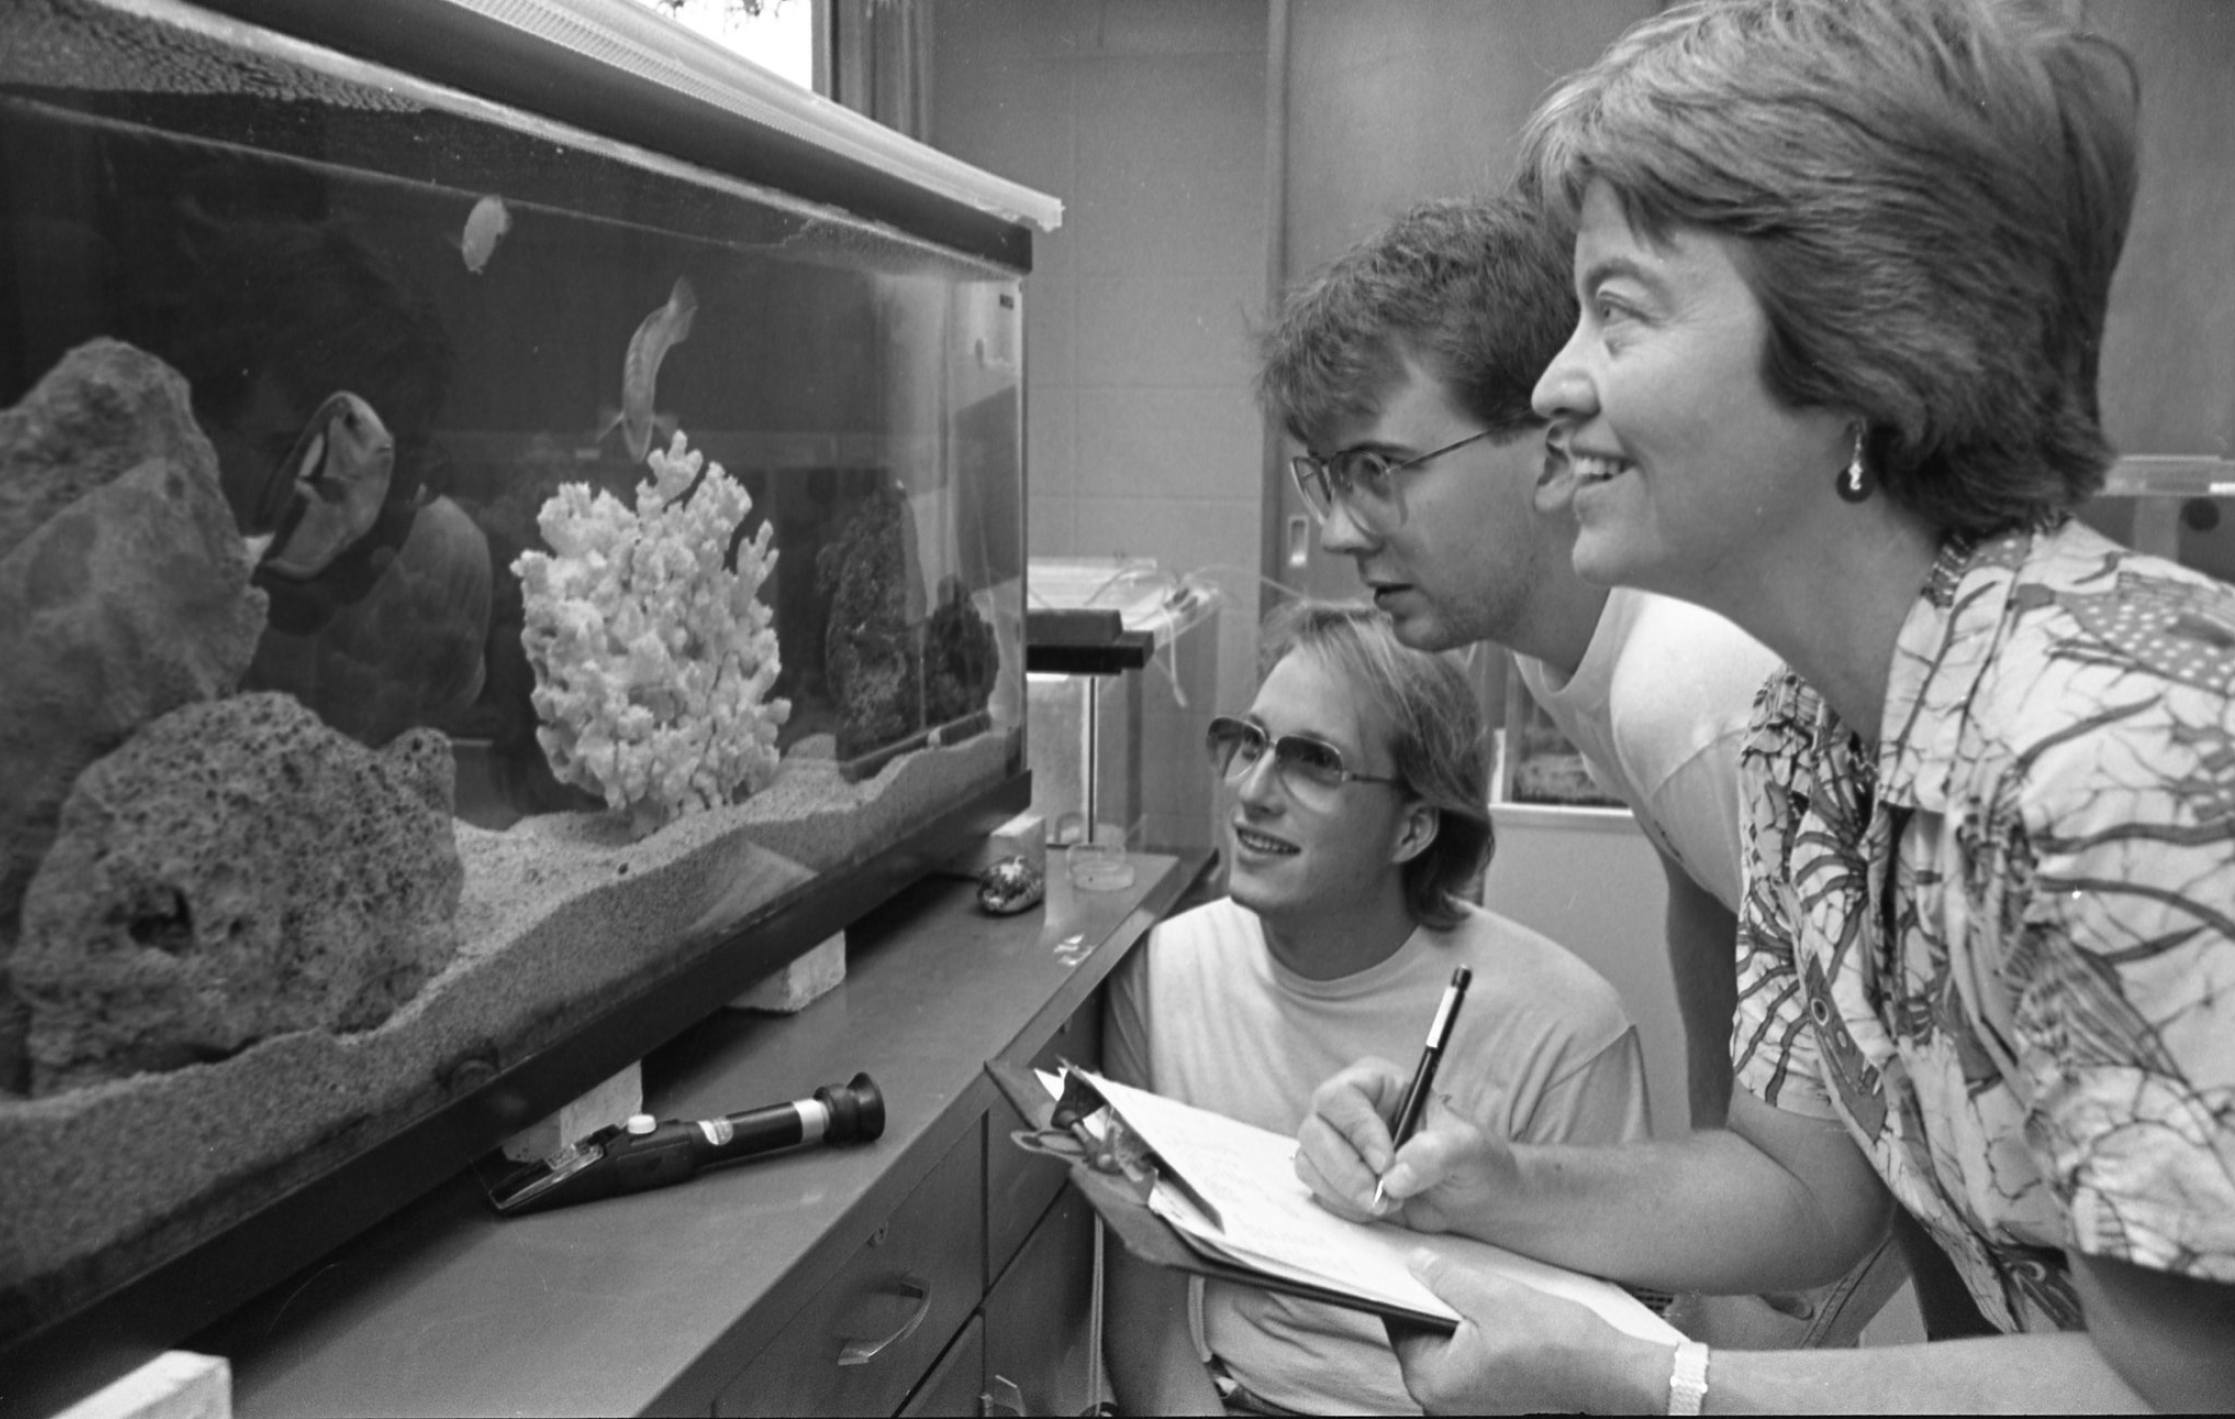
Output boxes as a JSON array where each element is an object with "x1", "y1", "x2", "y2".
[{"x1": 1294, "y1": 0, "x2": 2235, "y2": 1409}]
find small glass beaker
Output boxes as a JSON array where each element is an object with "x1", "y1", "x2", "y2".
[{"x1": 1065, "y1": 841, "x2": 1135, "y2": 892}]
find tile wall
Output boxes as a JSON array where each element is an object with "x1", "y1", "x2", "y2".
[{"x1": 931, "y1": 0, "x2": 1271, "y2": 854}]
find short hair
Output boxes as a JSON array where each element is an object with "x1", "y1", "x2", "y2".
[
  {"x1": 1256, "y1": 193, "x2": 1577, "y2": 452},
  {"x1": 1258, "y1": 599, "x2": 1493, "y2": 931},
  {"x1": 1519, "y1": 0, "x2": 2141, "y2": 535}
]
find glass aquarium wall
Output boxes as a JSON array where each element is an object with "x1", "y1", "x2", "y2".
[{"x1": 0, "y1": 0, "x2": 1041, "y2": 1376}]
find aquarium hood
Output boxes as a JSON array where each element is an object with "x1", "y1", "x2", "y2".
[{"x1": 179, "y1": 0, "x2": 1063, "y2": 263}]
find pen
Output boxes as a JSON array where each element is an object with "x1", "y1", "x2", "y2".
[{"x1": 1373, "y1": 966, "x2": 1472, "y2": 1211}]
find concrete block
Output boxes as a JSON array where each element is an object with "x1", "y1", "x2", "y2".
[
  {"x1": 730, "y1": 932, "x2": 846, "y2": 1014},
  {"x1": 55, "y1": 1351, "x2": 230, "y2": 1419},
  {"x1": 940, "y1": 809, "x2": 1047, "y2": 878},
  {"x1": 499, "y1": 1061, "x2": 643, "y2": 1163}
]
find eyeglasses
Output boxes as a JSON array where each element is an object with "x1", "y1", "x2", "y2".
[
  {"x1": 1205, "y1": 715, "x2": 1402, "y2": 798},
  {"x1": 1289, "y1": 428, "x2": 1497, "y2": 528}
]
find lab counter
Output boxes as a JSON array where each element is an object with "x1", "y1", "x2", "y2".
[{"x1": 201, "y1": 851, "x2": 1201, "y2": 1417}]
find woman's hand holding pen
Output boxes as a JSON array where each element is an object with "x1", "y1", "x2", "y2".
[{"x1": 1292, "y1": 1057, "x2": 1515, "y2": 1237}]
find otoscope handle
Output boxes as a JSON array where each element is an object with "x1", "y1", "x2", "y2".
[
  {"x1": 492, "y1": 1073, "x2": 887, "y2": 1215},
  {"x1": 692, "y1": 1072, "x2": 886, "y2": 1165}
]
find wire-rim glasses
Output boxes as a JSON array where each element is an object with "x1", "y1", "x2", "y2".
[
  {"x1": 1205, "y1": 715, "x2": 1402, "y2": 798},
  {"x1": 1288, "y1": 427, "x2": 1497, "y2": 528}
]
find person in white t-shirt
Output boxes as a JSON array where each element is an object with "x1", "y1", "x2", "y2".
[
  {"x1": 1256, "y1": 194, "x2": 1921, "y2": 1350},
  {"x1": 1102, "y1": 599, "x2": 1649, "y2": 1415}
]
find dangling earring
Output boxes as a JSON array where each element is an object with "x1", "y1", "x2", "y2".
[{"x1": 1836, "y1": 426, "x2": 1871, "y2": 504}]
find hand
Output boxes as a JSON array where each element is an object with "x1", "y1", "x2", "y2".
[
  {"x1": 1293, "y1": 1060, "x2": 1516, "y2": 1235},
  {"x1": 1387, "y1": 1251, "x2": 1666, "y2": 1415}
]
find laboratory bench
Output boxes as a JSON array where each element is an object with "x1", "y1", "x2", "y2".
[{"x1": 196, "y1": 850, "x2": 1207, "y2": 1418}]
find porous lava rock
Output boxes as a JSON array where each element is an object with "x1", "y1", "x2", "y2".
[
  {"x1": 0, "y1": 340, "x2": 267, "y2": 1092},
  {"x1": 0, "y1": 338, "x2": 221, "y2": 563},
  {"x1": 0, "y1": 726, "x2": 1008, "y2": 1339},
  {"x1": 11, "y1": 693, "x2": 461, "y2": 1096}
]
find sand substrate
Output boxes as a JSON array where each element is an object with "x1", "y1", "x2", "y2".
[{"x1": 0, "y1": 732, "x2": 1011, "y2": 1341}]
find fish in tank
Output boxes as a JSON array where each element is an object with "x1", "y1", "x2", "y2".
[{"x1": 0, "y1": 0, "x2": 1038, "y2": 1362}]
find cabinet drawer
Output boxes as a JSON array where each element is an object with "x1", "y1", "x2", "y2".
[
  {"x1": 987, "y1": 996, "x2": 1101, "y2": 1278},
  {"x1": 983, "y1": 1186, "x2": 1099, "y2": 1419},
  {"x1": 898, "y1": 1314, "x2": 984, "y2": 1419},
  {"x1": 717, "y1": 1125, "x2": 985, "y2": 1417}
]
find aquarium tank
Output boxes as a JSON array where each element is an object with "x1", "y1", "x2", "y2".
[{"x1": 0, "y1": 0, "x2": 1051, "y2": 1385}]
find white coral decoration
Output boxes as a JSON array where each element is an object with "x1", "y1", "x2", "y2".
[{"x1": 512, "y1": 429, "x2": 790, "y2": 835}]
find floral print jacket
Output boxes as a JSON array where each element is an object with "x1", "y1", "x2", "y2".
[{"x1": 1732, "y1": 518, "x2": 2235, "y2": 1333}]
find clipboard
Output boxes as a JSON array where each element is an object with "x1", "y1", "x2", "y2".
[
  {"x1": 987, "y1": 1057, "x2": 1457, "y2": 1332},
  {"x1": 987, "y1": 1058, "x2": 1683, "y2": 1345}
]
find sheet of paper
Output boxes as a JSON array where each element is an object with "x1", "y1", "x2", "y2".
[
  {"x1": 1078, "y1": 1068, "x2": 1682, "y2": 1344},
  {"x1": 1144, "y1": 1168, "x2": 1451, "y2": 1319}
]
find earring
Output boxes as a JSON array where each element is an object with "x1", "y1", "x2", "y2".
[{"x1": 1836, "y1": 426, "x2": 1871, "y2": 504}]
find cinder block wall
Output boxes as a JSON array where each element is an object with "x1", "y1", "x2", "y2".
[{"x1": 929, "y1": 0, "x2": 1268, "y2": 854}]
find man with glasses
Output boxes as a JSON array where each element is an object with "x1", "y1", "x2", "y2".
[
  {"x1": 1101, "y1": 599, "x2": 1649, "y2": 1415},
  {"x1": 1258, "y1": 194, "x2": 1913, "y2": 1350}
]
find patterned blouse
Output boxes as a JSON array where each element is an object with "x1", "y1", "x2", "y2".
[{"x1": 1731, "y1": 518, "x2": 2235, "y2": 1333}]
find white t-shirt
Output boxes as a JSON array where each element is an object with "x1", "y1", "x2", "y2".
[
  {"x1": 1513, "y1": 587, "x2": 1781, "y2": 911},
  {"x1": 1104, "y1": 896, "x2": 1649, "y2": 1415}
]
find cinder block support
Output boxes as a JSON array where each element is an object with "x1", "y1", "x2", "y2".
[
  {"x1": 729, "y1": 932, "x2": 847, "y2": 1014},
  {"x1": 54, "y1": 1351, "x2": 230, "y2": 1419},
  {"x1": 500, "y1": 1062, "x2": 645, "y2": 1163}
]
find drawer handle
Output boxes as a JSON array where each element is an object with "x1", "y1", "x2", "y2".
[
  {"x1": 984, "y1": 1374, "x2": 1026, "y2": 1417},
  {"x1": 834, "y1": 1273, "x2": 931, "y2": 1366}
]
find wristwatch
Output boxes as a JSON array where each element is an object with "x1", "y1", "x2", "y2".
[{"x1": 1668, "y1": 1340, "x2": 1710, "y2": 1416}]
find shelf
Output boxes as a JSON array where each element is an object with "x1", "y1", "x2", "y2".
[
  {"x1": 193, "y1": 852, "x2": 1193, "y2": 1418},
  {"x1": 2099, "y1": 455, "x2": 2235, "y2": 498}
]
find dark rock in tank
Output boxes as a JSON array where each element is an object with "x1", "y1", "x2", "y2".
[
  {"x1": 819, "y1": 483, "x2": 926, "y2": 762},
  {"x1": 244, "y1": 491, "x2": 494, "y2": 749},
  {"x1": 153, "y1": 214, "x2": 488, "y2": 752},
  {"x1": 11, "y1": 693, "x2": 462, "y2": 1097},
  {"x1": 0, "y1": 340, "x2": 267, "y2": 1093},
  {"x1": 924, "y1": 574, "x2": 999, "y2": 729}
]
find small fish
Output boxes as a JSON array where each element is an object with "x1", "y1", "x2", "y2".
[
  {"x1": 457, "y1": 194, "x2": 511, "y2": 275},
  {"x1": 617, "y1": 276, "x2": 697, "y2": 465},
  {"x1": 260, "y1": 392, "x2": 395, "y2": 580}
]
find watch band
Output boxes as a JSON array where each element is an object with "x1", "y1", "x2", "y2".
[{"x1": 1668, "y1": 1339, "x2": 1710, "y2": 1416}]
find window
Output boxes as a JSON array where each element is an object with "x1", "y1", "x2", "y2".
[{"x1": 634, "y1": 0, "x2": 818, "y2": 91}]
